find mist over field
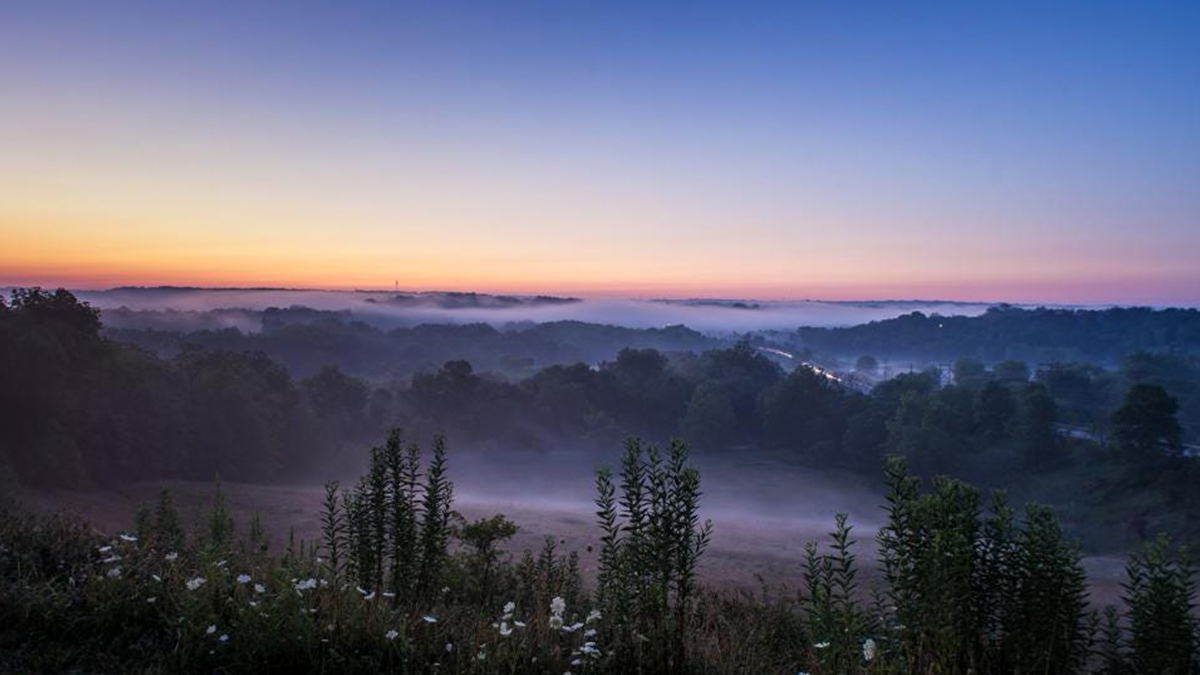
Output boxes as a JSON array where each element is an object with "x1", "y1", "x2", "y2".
[
  {"x1": 4, "y1": 0, "x2": 1200, "y2": 670},
  {"x1": 70, "y1": 287, "x2": 996, "y2": 333}
]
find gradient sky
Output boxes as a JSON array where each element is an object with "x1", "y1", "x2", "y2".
[{"x1": 2, "y1": 0, "x2": 1198, "y2": 304}]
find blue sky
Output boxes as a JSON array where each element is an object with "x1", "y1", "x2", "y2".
[{"x1": 2, "y1": 0, "x2": 1197, "y2": 302}]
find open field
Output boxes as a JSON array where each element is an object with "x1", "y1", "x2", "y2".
[{"x1": 11, "y1": 450, "x2": 1129, "y2": 605}]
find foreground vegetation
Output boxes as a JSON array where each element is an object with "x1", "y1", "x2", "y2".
[{"x1": 3, "y1": 432, "x2": 1196, "y2": 675}]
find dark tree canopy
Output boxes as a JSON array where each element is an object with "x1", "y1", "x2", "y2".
[{"x1": 1112, "y1": 384, "x2": 1183, "y2": 459}]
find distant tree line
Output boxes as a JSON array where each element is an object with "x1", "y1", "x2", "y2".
[
  {"x1": 796, "y1": 304, "x2": 1200, "y2": 365},
  {"x1": 104, "y1": 307, "x2": 720, "y2": 381}
]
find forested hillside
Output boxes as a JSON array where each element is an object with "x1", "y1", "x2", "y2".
[
  {"x1": 3, "y1": 288, "x2": 1198, "y2": 551},
  {"x1": 795, "y1": 305, "x2": 1200, "y2": 364}
]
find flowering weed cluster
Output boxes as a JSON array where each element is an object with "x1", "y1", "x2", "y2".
[{"x1": 1, "y1": 433, "x2": 1197, "y2": 675}]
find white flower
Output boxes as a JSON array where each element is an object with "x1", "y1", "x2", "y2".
[
  {"x1": 563, "y1": 622, "x2": 584, "y2": 632},
  {"x1": 98, "y1": 545, "x2": 112, "y2": 553},
  {"x1": 165, "y1": 552, "x2": 179, "y2": 562},
  {"x1": 249, "y1": 600, "x2": 259, "y2": 608},
  {"x1": 119, "y1": 533, "x2": 137, "y2": 542},
  {"x1": 254, "y1": 583, "x2": 266, "y2": 594},
  {"x1": 186, "y1": 577, "x2": 206, "y2": 591},
  {"x1": 218, "y1": 634, "x2": 229, "y2": 643},
  {"x1": 584, "y1": 628, "x2": 596, "y2": 638},
  {"x1": 503, "y1": 600, "x2": 515, "y2": 616},
  {"x1": 236, "y1": 574, "x2": 251, "y2": 584},
  {"x1": 863, "y1": 638, "x2": 877, "y2": 662},
  {"x1": 580, "y1": 641, "x2": 600, "y2": 655},
  {"x1": 106, "y1": 567, "x2": 121, "y2": 578},
  {"x1": 152, "y1": 574, "x2": 162, "y2": 582},
  {"x1": 385, "y1": 630, "x2": 399, "y2": 641},
  {"x1": 147, "y1": 596, "x2": 156, "y2": 604},
  {"x1": 382, "y1": 591, "x2": 396, "y2": 598},
  {"x1": 363, "y1": 591, "x2": 376, "y2": 601},
  {"x1": 445, "y1": 642, "x2": 453, "y2": 653},
  {"x1": 498, "y1": 621, "x2": 513, "y2": 636},
  {"x1": 514, "y1": 620, "x2": 527, "y2": 628},
  {"x1": 585, "y1": 609, "x2": 601, "y2": 624},
  {"x1": 549, "y1": 615, "x2": 564, "y2": 630},
  {"x1": 294, "y1": 578, "x2": 318, "y2": 592},
  {"x1": 102, "y1": 555, "x2": 122, "y2": 563},
  {"x1": 215, "y1": 560, "x2": 227, "y2": 568},
  {"x1": 206, "y1": 625, "x2": 217, "y2": 635},
  {"x1": 422, "y1": 615, "x2": 437, "y2": 623},
  {"x1": 550, "y1": 596, "x2": 566, "y2": 616},
  {"x1": 814, "y1": 641, "x2": 830, "y2": 649},
  {"x1": 356, "y1": 586, "x2": 369, "y2": 595}
]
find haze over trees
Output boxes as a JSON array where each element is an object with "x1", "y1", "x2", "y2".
[
  {"x1": 795, "y1": 305, "x2": 1200, "y2": 365},
  {"x1": 3, "y1": 288, "x2": 1199, "y2": 553}
]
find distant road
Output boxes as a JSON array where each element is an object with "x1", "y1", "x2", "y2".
[{"x1": 1056, "y1": 424, "x2": 1200, "y2": 457}]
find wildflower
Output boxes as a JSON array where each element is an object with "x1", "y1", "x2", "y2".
[
  {"x1": 206, "y1": 625, "x2": 217, "y2": 635},
  {"x1": 186, "y1": 577, "x2": 206, "y2": 591},
  {"x1": 499, "y1": 621, "x2": 513, "y2": 637},
  {"x1": 503, "y1": 600, "x2": 515, "y2": 617},
  {"x1": 363, "y1": 591, "x2": 376, "y2": 601},
  {"x1": 580, "y1": 642, "x2": 600, "y2": 655},
  {"x1": 563, "y1": 622, "x2": 584, "y2": 632},
  {"x1": 107, "y1": 567, "x2": 121, "y2": 578},
  {"x1": 514, "y1": 620, "x2": 527, "y2": 628},
  {"x1": 98, "y1": 545, "x2": 113, "y2": 553},
  {"x1": 476, "y1": 649, "x2": 487, "y2": 661},
  {"x1": 382, "y1": 591, "x2": 396, "y2": 598},
  {"x1": 862, "y1": 638, "x2": 877, "y2": 662},
  {"x1": 814, "y1": 641, "x2": 830, "y2": 649},
  {"x1": 254, "y1": 583, "x2": 266, "y2": 594},
  {"x1": 549, "y1": 596, "x2": 566, "y2": 630},
  {"x1": 249, "y1": 600, "x2": 259, "y2": 608},
  {"x1": 218, "y1": 634, "x2": 229, "y2": 643},
  {"x1": 585, "y1": 609, "x2": 601, "y2": 624},
  {"x1": 165, "y1": 552, "x2": 179, "y2": 562},
  {"x1": 584, "y1": 628, "x2": 596, "y2": 638},
  {"x1": 147, "y1": 597, "x2": 157, "y2": 604},
  {"x1": 152, "y1": 574, "x2": 162, "y2": 582},
  {"x1": 119, "y1": 533, "x2": 137, "y2": 542},
  {"x1": 422, "y1": 615, "x2": 437, "y2": 624},
  {"x1": 294, "y1": 578, "x2": 318, "y2": 592},
  {"x1": 445, "y1": 642, "x2": 453, "y2": 653},
  {"x1": 102, "y1": 555, "x2": 122, "y2": 563},
  {"x1": 236, "y1": 574, "x2": 251, "y2": 584},
  {"x1": 385, "y1": 630, "x2": 399, "y2": 641},
  {"x1": 215, "y1": 560, "x2": 227, "y2": 568}
]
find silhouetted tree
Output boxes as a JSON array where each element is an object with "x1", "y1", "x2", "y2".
[{"x1": 1112, "y1": 384, "x2": 1183, "y2": 459}]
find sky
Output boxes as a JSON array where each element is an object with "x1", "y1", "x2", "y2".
[{"x1": 1, "y1": 0, "x2": 1197, "y2": 304}]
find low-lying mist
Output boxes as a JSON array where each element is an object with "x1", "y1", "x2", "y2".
[{"x1": 73, "y1": 287, "x2": 994, "y2": 333}]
